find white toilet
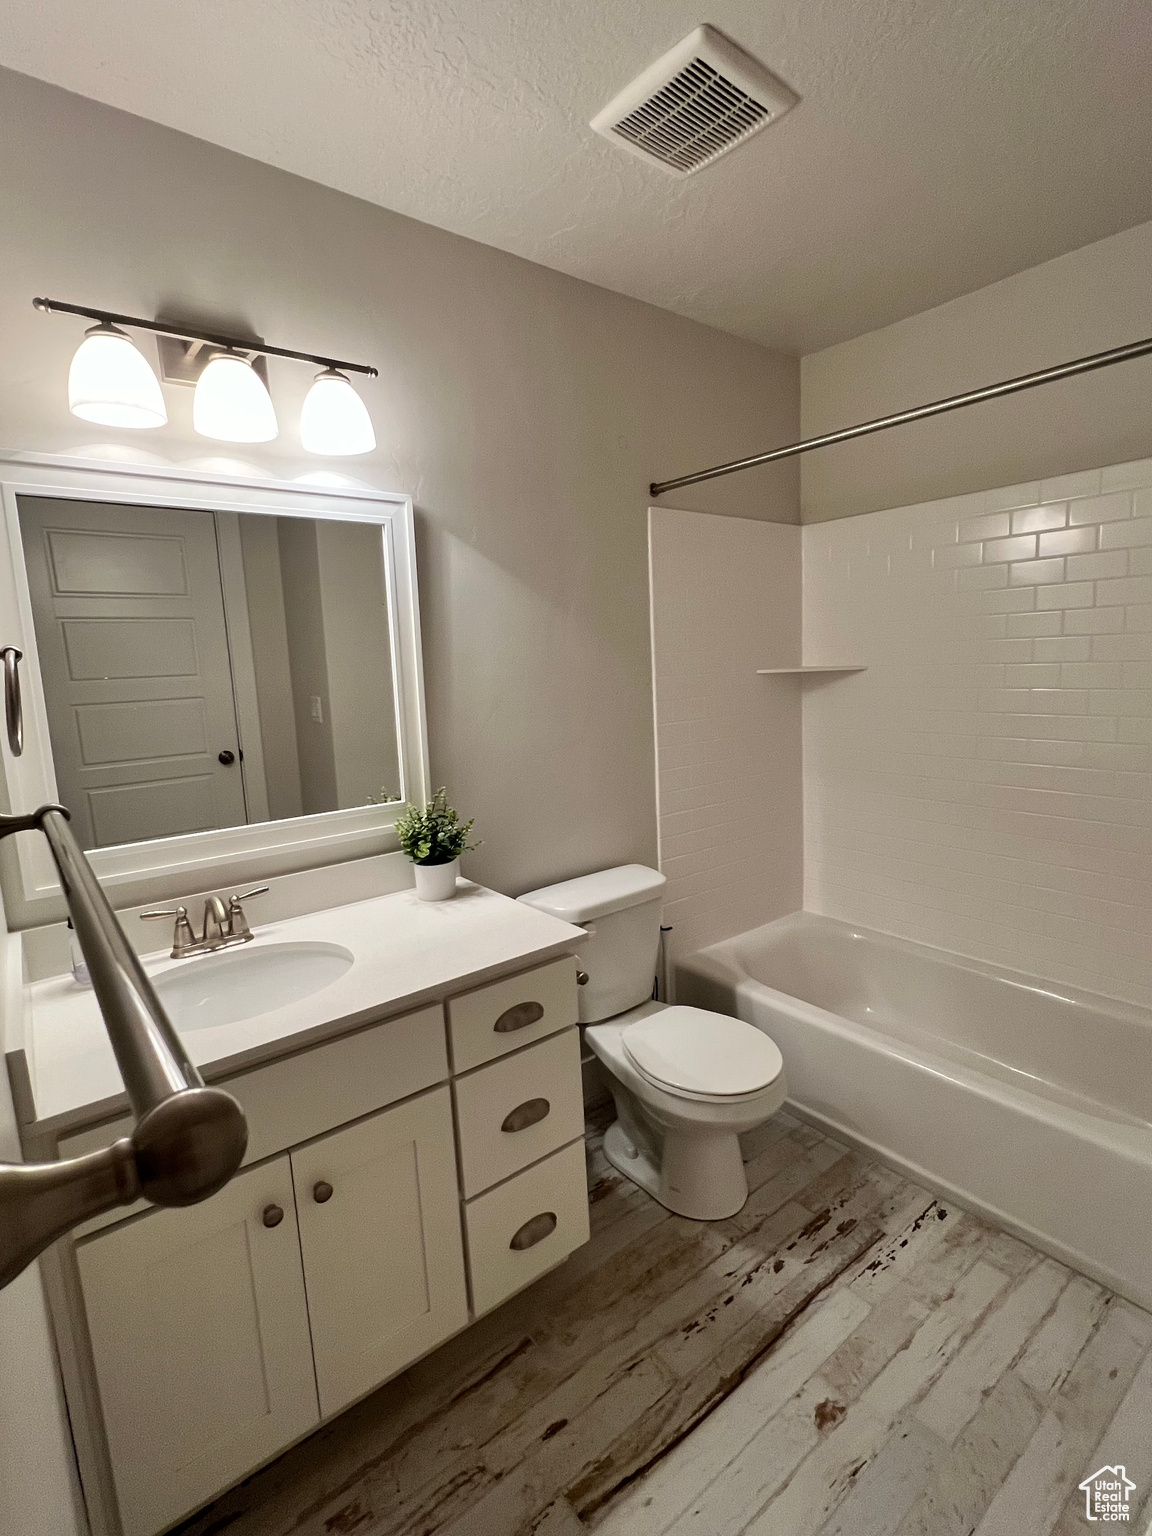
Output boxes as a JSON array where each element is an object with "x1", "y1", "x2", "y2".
[{"x1": 518, "y1": 865, "x2": 787, "y2": 1221}]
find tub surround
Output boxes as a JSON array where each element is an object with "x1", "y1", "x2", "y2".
[
  {"x1": 679, "y1": 911, "x2": 1152, "y2": 1309},
  {"x1": 802, "y1": 458, "x2": 1152, "y2": 1010},
  {"x1": 648, "y1": 508, "x2": 803, "y2": 971},
  {"x1": 5, "y1": 881, "x2": 592, "y2": 1536}
]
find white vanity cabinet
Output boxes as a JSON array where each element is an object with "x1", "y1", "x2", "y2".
[
  {"x1": 53, "y1": 951, "x2": 588, "y2": 1536},
  {"x1": 75, "y1": 1158, "x2": 318, "y2": 1536},
  {"x1": 292, "y1": 1086, "x2": 468, "y2": 1418},
  {"x1": 447, "y1": 955, "x2": 590, "y2": 1314}
]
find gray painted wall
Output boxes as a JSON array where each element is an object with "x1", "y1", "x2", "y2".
[
  {"x1": 800, "y1": 220, "x2": 1152, "y2": 524},
  {"x1": 238, "y1": 515, "x2": 305, "y2": 822},
  {"x1": 276, "y1": 518, "x2": 339, "y2": 815},
  {"x1": 0, "y1": 67, "x2": 798, "y2": 905},
  {"x1": 314, "y1": 521, "x2": 399, "y2": 811}
]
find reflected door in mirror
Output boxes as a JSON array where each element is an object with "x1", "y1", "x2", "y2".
[
  {"x1": 19, "y1": 498, "x2": 247, "y2": 849},
  {"x1": 18, "y1": 497, "x2": 402, "y2": 852}
]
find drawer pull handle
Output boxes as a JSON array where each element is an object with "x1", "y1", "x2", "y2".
[
  {"x1": 494, "y1": 1000, "x2": 544, "y2": 1034},
  {"x1": 313, "y1": 1181, "x2": 334, "y2": 1204},
  {"x1": 501, "y1": 1097, "x2": 551, "y2": 1134},
  {"x1": 262, "y1": 1204, "x2": 284, "y2": 1229},
  {"x1": 509, "y1": 1211, "x2": 557, "y2": 1251}
]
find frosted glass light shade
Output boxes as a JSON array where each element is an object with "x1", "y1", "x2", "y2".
[
  {"x1": 68, "y1": 324, "x2": 167, "y2": 429},
  {"x1": 300, "y1": 368, "x2": 376, "y2": 456},
  {"x1": 193, "y1": 353, "x2": 278, "y2": 442}
]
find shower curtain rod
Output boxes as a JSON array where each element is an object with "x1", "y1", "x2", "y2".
[{"x1": 649, "y1": 333, "x2": 1152, "y2": 498}]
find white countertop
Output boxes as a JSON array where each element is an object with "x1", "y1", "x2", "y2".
[{"x1": 19, "y1": 881, "x2": 585, "y2": 1134}]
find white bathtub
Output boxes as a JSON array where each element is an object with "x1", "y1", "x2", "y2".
[{"x1": 677, "y1": 911, "x2": 1152, "y2": 1308}]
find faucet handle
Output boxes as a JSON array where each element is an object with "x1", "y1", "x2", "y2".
[
  {"x1": 140, "y1": 905, "x2": 195, "y2": 958},
  {"x1": 227, "y1": 886, "x2": 268, "y2": 942}
]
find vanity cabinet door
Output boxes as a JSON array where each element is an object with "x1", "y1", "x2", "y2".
[
  {"x1": 292, "y1": 1084, "x2": 468, "y2": 1418},
  {"x1": 75, "y1": 1157, "x2": 318, "y2": 1536}
]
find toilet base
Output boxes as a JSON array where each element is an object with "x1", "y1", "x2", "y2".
[{"x1": 602, "y1": 1114, "x2": 749, "y2": 1222}]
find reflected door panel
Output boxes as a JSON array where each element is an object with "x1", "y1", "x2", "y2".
[
  {"x1": 17, "y1": 496, "x2": 402, "y2": 854},
  {"x1": 19, "y1": 497, "x2": 246, "y2": 849}
]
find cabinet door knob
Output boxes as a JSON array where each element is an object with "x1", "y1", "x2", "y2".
[
  {"x1": 262, "y1": 1204, "x2": 284, "y2": 1228},
  {"x1": 218, "y1": 749, "x2": 236, "y2": 765},
  {"x1": 313, "y1": 1180, "x2": 334, "y2": 1204},
  {"x1": 493, "y1": 1000, "x2": 544, "y2": 1034},
  {"x1": 501, "y1": 1097, "x2": 551, "y2": 1134},
  {"x1": 509, "y1": 1211, "x2": 557, "y2": 1251},
  {"x1": 576, "y1": 971, "x2": 589, "y2": 986}
]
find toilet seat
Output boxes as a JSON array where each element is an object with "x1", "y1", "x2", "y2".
[{"x1": 621, "y1": 1006, "x2": 783, "y2": 1103}]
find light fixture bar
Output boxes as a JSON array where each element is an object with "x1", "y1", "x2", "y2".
[
  {"x1": 649, "y1": 333, "x2": 1152, "y2": 497},
  {"x1": 34, "y1": 297, "x2": 377, "y2": 378}
]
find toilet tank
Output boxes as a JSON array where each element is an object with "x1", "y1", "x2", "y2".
[{"x1": 517, "y1": 865, "x2": 667, "y2": 1023}]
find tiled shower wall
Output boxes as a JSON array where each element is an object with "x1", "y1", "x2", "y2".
[{"x1": 802, "y1": 459, "x2": 1152, "y2": 1007}]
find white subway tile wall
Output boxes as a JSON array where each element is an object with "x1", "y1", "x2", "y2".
[
  {"x1": 802, "y1": 459, "x2": 1152, "y2": 1008},
  {"x1": 649, "y1": 509, "x2": 803, "y2": 971}
]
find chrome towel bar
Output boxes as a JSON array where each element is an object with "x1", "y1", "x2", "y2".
[{"x1": 0, "y1": 804, "x2": 247, "y2": 1290}]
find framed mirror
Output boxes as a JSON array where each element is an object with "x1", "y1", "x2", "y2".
[{"x1": 0, "y1": 454, "x2": 428, "y2": 907}]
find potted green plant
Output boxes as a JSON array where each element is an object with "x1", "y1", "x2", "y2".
[{"x1": 395, "y1": 787, "x2": 479, "y2": 901}]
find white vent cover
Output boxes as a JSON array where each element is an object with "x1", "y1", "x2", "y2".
[{"x1": 591, "y1": 25, "x2": 798, "y2": 177}]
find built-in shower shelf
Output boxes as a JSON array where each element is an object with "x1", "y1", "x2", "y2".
[{"x1": 756, "y1": 665, "x2": 866, "y2": 675}]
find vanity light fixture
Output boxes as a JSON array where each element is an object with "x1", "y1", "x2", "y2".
[
  {"x1": 193, "y1": 351, "x2": 279, "y2": 443},
  {"x1": 66, "y1": 322, "x2": 168, "y2": 429},
  {"x1": 35, "y1": 297, "x2": 378, "y2": 456},
  {"x1": 300, "y1": 368, "x2": 376, "y2": 456}
]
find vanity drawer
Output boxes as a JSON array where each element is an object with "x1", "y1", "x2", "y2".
[
  {"x1": 454, "y1": 1028, "x2": 584, "y2": 1198},
  {"x1": 60, "y1": 1003, "x2": 448, "y2": 1236},
  {"x1": 447, "y1": 957, "x2": 576, "y2": 1073},
  {"x1": 464, "y1": 1137, "x2": 589, "y2": 1316}
]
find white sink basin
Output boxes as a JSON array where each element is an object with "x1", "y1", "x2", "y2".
[{"x1": 153, "y1": 942, "x2": 354, "y2": 1032}]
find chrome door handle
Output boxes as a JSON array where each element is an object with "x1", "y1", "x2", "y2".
[{"x1": 2, "y1": 647, "x2": 22, "y2": 757}]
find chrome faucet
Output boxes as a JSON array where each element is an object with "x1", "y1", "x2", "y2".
[{"x1": 142, "y1": 888, "x2": 269, "y2": 959}]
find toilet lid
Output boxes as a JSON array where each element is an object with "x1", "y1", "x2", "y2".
[{"x1": 621, "y1": 1007, "x2": 783, "y2": 1098}]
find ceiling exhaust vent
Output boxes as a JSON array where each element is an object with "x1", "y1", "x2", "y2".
[{"x1": 591, "y1": 25, "x2": 798, "y2": 177}]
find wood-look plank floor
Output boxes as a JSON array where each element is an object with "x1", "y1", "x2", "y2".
[{"x1": 177, "y1": 1108, "x2": 1152, "y2": 1536}]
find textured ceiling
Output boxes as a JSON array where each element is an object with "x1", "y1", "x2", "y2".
[{"x1": 3, "y1": 0, "x2": 1151, "y2": 353}]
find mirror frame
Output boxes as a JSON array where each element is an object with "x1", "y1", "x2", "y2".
[{"x1": 0, "y1": 452, "x2": 429, "y2": 909}]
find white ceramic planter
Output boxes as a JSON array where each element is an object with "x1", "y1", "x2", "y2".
[{"x1": 413, "y1": 858, "x2": 460, "y2": 902}]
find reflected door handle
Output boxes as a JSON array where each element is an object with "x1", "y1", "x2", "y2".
[
  {"x1": 2, "y1": 647, "x2": 22, "y2": 757},
  {"x1": 218, "y1": 750, "x2": 236, "y2": 765}
]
